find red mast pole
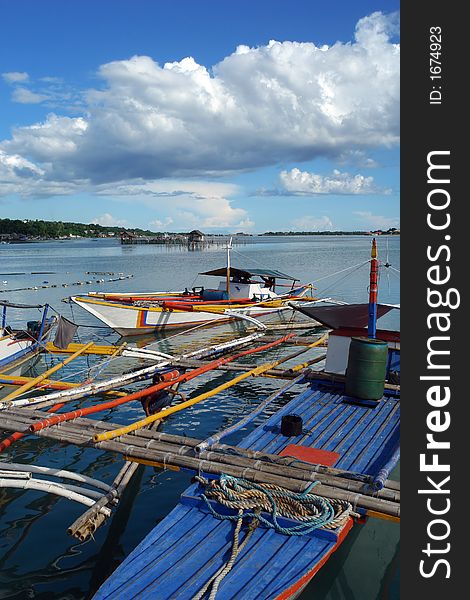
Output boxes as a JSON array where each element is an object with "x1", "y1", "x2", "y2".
[{"x1": 368, "y1": 238, "x2": 378, "y2": 338}]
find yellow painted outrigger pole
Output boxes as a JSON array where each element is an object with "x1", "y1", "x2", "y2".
[
  {"x1": 93, "y1": 333, "x2": 327, "y2": 443},
  {"x1": 2, "y1": 342, "x2": 95, "y2": 402}
]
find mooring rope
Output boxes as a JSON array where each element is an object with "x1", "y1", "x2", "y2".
[
  {"x1": 193, "y1": 474, "x2": 353, "y2": 599},
  {"x1": 192, "y1": 508, "x2": 259, "y2": 600},
  {"x1": 196, "y1": 474, "x2": 351, "y2": 534}
]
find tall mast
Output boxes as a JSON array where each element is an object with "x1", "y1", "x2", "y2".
[
  {"x1": 226, "y1": 237, "x2": 232, "y2": 297},
  {"x1": 368, "y1": 238, "x2": 378, "y2": 338}
]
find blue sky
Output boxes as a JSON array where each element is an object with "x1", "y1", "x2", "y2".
[{"x1": 0, "y1": 0, "x2": 400, "y2": 233}]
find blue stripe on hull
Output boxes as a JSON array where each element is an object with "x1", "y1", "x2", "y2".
[{"x1": 0, "y1": 343, "x2": 38, "y2": 370}]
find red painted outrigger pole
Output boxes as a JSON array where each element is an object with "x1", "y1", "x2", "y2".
[{"x1": 367, "y1": 238, "x2": 378, "y2": 338}]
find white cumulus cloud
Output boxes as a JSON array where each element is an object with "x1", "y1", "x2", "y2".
[
  {"x1": 2, "y1": 71, "x2": 29, "y2": 83},
  {"x1": 95, "y1": 179, "x2": 253, "y2": 232},
  {"x1": 92, "y1": 213, "x2": 129, "y2": 227},
  {"x1": 12, "y1": 87, "x2": 49, "y2": 104},
  {"x1": 280, "y1": 167, "x2": 389, "y2": 195},
  {"x1": 336, "y1": 150, "x2": 379, "y2": 168},
  {"x1": 0, "y1": 11, "x2": 399, "y2": 196},
  {"x1": 291, "y1": 215, "x2": 333, "y2": 231},
  {"x1": 354, "y1": 211, "x2": 399, "y2": 230},
  {"x1": 149, "y1": 217, "x2": 173, "y2": 229}
]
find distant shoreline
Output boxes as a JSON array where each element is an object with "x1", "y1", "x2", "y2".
[
  {"x1": 0, "y1": 217, "x2": 400, "y2": 243},
  {"x1": 1, "y1": 231, "x2": 400, "y2": 244}
]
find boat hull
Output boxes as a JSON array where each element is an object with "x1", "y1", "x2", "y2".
[
  {"x1": 71, "y1": 296, "x2": 291, "y2": 336},
  {"x1": 0, "y1": 335, "x2": 34, "y2": 366},
  {"x1": 0, "y1": 335, "x2": 38, "y2": 374}
]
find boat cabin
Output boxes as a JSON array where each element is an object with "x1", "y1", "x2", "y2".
[{"x1": 198, "y1": 267, "x2": 298, "y2": 301}]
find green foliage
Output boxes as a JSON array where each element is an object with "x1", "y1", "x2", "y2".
[
  {"x1": 261, "y1": 229, "x2": 399, "y2": 236},
  {"x1": 0, "y1": 218, "x2": 160, "y2": 238}
]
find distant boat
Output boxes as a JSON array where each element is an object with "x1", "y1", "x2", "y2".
[
  {"x1": 0, "y1": 301, "x2": 55, "y2": 375},
  {"x1": 70, "y1": 243, "x2": 317, "y2": 336}
]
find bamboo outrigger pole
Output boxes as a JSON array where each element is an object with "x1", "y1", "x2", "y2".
[
  {"x1": 1, "y1": 341, "x2": 95, "y2": 402},
  {"x1": 93, "y1": 333, "x2": 327, "y2": 443}
]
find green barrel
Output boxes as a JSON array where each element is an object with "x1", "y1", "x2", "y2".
[{"x1": 345, "y1": 337, "x2": 388, "y2": 400}]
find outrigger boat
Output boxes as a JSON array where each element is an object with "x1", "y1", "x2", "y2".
[
  {"x1": 0, "y1": 301, "x2": 55, "y2": 375},
  {"x1": 70, "y1": 261, "x2": 316, "y2": 337},
  {"x1": 92, "y1": 239, "x2": 400, "y2": 599}
]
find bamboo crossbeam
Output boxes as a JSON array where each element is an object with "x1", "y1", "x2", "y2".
[
  {"x1": 2, "y1": 342, "x2": 95, "y2": 402},
  {"x1": 0, "y1": 408, "x2": 399, "y2": 510},
  {"x1": 2, "y1": 405, "x2": 399, "y2": 492},
  {"x1": 0, "y1": 413, "x2": 399, "y2": 517}
]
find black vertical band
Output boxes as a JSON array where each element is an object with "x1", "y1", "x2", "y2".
[{"x1": 401, "y1": 4, "x2": 465, "y2": 597}]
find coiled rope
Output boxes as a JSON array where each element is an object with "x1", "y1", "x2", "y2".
[{"x1": 192, "y1": 474, "x2": 353, "y2": 599}]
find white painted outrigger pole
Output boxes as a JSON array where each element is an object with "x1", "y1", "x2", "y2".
[{"x1": 224, "y1": 310, "x2": 267, "y2": 331}]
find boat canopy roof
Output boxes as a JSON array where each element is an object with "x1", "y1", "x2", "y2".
[
  {"x1": 294, "y1": 302, "x2": 397, "y2": 330},
  {"x1": 0, "y1": 300, "x2": 46, "y2": 309},
  {"x1": 199, "y1": 267, "x2": 298, "y2": 281}
]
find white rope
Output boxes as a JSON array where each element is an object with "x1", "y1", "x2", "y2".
[{"x1": 311, "y1": 260, "x2": 370, "y2": 284}]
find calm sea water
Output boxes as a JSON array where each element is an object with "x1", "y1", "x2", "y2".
[{"x1": 0, "y1": 236, "x2": 400, "y2": 600}]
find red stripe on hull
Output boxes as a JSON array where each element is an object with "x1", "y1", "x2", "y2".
[{"x1": 274, "y1": 517, "x2": 354, "y2": 600}]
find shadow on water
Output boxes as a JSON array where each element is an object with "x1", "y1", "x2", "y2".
[
  {"x1": 377, "y1": 541, "x2": 400, "y2": 600},
  {"x1": 299, "y1": 523, "x2": 400, "y2": 600},
  {"x1": 86, "y1": 465, "x2": 146, "y2": 599},
  {"x1": 300, "y1": 525, "x2": 362, "y2": 600}
]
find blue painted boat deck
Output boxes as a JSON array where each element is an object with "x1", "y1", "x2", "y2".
[
  {"x1": 240, "y1": 383, "x2": 400, "y2": 476},
  {"x1": 94, "y1": 382, "x2": 400, "y2": 599}
]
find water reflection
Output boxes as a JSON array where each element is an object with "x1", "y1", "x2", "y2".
[{"x1": 0, "y1": 236, "x2": 400, "y2": 599}]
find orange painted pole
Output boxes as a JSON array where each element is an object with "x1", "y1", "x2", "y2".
[{"x1": 28, "y1": 334, "x2": 295, "y2": 434}]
